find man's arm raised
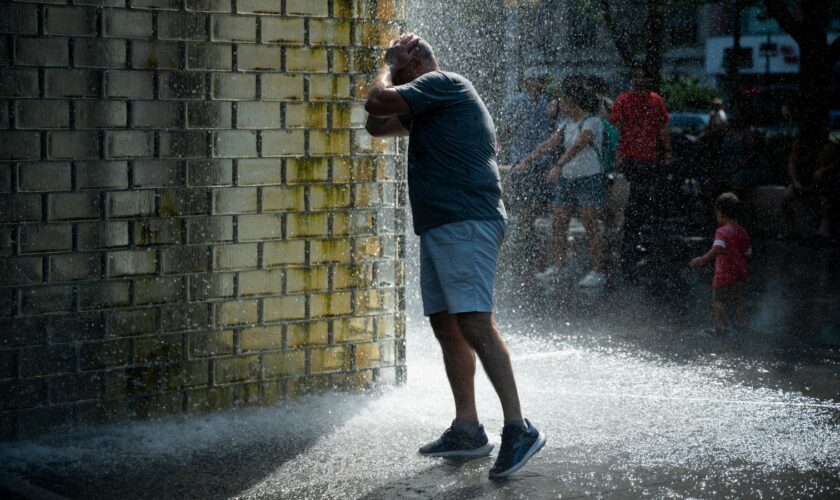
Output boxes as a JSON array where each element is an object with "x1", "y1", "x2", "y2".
[
  {"x1": 364, "y1": 66, "x2": 410, "y2": 137},
  {"x1": 364, "y1": 35, "x2": 420, "y2": 136}
]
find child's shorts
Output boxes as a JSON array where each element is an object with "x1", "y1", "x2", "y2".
[{"x1": 554, "y1": 174, "x2": 605, "y2": 208}]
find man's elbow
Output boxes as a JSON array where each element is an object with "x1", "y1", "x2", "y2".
[
  {"x1": 364, "y1": 98, "x2": 389, "y2": 118},
  {"x1": 364, "y1": 120, "x2": 382, "y2": 137}
]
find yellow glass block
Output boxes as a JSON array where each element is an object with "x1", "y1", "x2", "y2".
[
  {"x1": 331, "y1": 103, "x2": 351, "y2": 128},
  {"x1": 332, "y1": 317, "x2": 374, "y2": 343},
  {"x1": 332, "y1": 212, "x2": 350, "y2": 236},
  {"x1": 350, "y1": 103, "x2": 368, "y2": 127},
  {"x1": 356, "y1": 21, "x2": 400, "y2": 47},
  {"x1": 377, "y1": 314, "x2": 397, "y2": 339},
  {"x1": 377, "y1": 0, "x2": 407, "y2": 19},
  {"x1": 287, "y1": 320, "x2": 329, "y2": 347},
  {"x1": 382, "y1": 288, "x2": 396, "y2": 310},
  {"x1": 355, "y1": 289, "x2": 381, "y2": 313},
  {"x1": 287, "y1": 213, "x2": 329, "y2": 239},
  {"x1": 263, "y1": 240, "x2": 306, "y2": 267},
  {"x1": 333, "y1": 264, "x2": 374, "y2": 290},
  {"x1": 310, "y1": 346, "x2": 351, "y2": 373},
  {"x1": 310, "y1": 185, "x2": 351, "y2": 210},
  {"x1": 238, "y1": 269, "x2": 283, "y2": 296},
  {"x1": 287, "y1": 374, "x2": 331, "y2": 397},
  {"x1": 189, "y1": 330, "x2": 235, "y2": 357},
  {"x1": 262, "y1": 186, "x2": 305, "y2": 212},
  {"x1": 309, "y1": 19, "x2": 351, "y2": 45},
  {"x1": 311, "y1": 130, "x2": 350, "y2": 156},
  {"x1": 216, "y1": 299, "x2": 259, "y2": 326},
  {"x1": 237, "y1": 214, "x2": 282, "y2": 241},
  {"x1": 262, "y1": 18, "x2": 305, "y2": 44},
  {"x1": 239, "y1": 325, "x2": 283, "y2": 352},
  {"x1": 333, "y1": 48, "x2": 350, "y2": 73},
  {"x1": 286, "y1": 266, "x2": 329, "y2": 293},
  {"x1": 357, "y1": 341, "x2": 395, "y2": 368},
  {"x1": 309, "y1": 75, "x2": 351, "y2": 100},
  {"x1": 332, "y1": 370, "x2": 375, "y2": 391},
  {"x1": 310, "y1": 238, "x2": 352, "y2": 263},
  {"x1": 286, "y1": 0, "x2": 328, "y2": 16},
  {"x1": 286, "y1": 48, "x2": 328, "y2": 73},
  {"x1": 263, "y1": 350, "x2": 306, "y2": 378},
  {"x1": 264, "y1": 295, "x2": 305, "y2": 321},
  {"x1": 354, "y1": 236, "x2": 381, "y2": 260},
  {"x1": 261, "y1": 130, "x2": 305, "y2": 157},
  {"x1": 350, "y1": 158, "x2": 376, "y2": 182},
  {"x1": 332, "y1": 158, "x2": 353, "y2": 183},
  {"x1": 355, "y1": 342, "x2": 380, "y2": 368},
  {"x1": 352, "y1": 47, "x2": 380, "y2": 73},
  {"x1": 310, "y1": 291, "x2": 352, "y2": 317},
  {"x1": 354, "y1": 183, "x2": 380, "y2": 207},
  {"x1": 261, "y1": 74, "x2": 304, "y2": 100},
  {"x1": 187, "y1": 386, "x2": 236, "y2": 411},
  {"x1": 333, "y1": 0, "x2": 364, "y2": 18},
  {"x1": 237, "y1": 380, "x2": 285, "y2": 407},
  {"x1": 354, "y1": 77, "x2": 370, "y2": 99},
  {"x1": 353, "y1": 130, "x2": 392, "y2": 154},
  {"x1": 332, "y1": 211, "x2": 374, "y2": 236},
  {"x1": 285, "y1": 103, "x2": 327, "y2": 129},
  {"x1": 286, "y1": 157, "x2": 329, "y2": 184}
]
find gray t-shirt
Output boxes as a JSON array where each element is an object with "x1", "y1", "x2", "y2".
[{"x1": 394, "y1": 71, "x2": 507, "y2": 235}]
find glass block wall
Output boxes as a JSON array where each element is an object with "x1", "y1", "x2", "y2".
[{"x1": 0, "y1": 0, "x2": 406, "y2": 440}]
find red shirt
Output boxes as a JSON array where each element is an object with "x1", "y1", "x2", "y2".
[
  {"x1": 712, "y1": 223, "x2": 751, "y2": 288},
  {"x1": 609, "y1": 91, "x2": 669, "y2": 162}
]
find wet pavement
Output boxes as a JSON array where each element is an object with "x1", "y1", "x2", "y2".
[{"x1": 1, "y1": 229, "x2": 840, "y2": 499}]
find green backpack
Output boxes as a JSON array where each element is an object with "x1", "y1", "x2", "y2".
[
  {"x1": 577, "y1": 114, "x2": 619, "y2": 174},
  {"x1": 600, "y1": 117, "x2": 620, "y2": 173}
]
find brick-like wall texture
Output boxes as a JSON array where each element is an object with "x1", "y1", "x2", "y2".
[{"x1": 0, "y1": 0, "x2": 407, "y2": 440}]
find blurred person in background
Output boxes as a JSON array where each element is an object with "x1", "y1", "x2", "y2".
[
  {"x1": 513, "y1": 79, "x2": 606, "y2": 288},
  {"x1": 503, "y1": 70, "x2": 555, "y2": 242},
  {"x1": 609, "y1": 65, "x2": 672, "y2": 279}
]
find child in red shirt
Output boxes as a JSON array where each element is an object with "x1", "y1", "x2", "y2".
[{"x1": 689, "y1": 193, "x2": 751, "y2": 335}]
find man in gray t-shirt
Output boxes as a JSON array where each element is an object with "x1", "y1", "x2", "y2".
[{"x1": 365, "y1": 34, "x2": 544, "y2": 479}]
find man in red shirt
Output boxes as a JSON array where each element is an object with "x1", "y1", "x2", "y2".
[{"x1": 608, "y1": 66, "x2": 672, "y2": 277}]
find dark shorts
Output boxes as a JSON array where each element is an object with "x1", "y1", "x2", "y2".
[
  {"x1": 553, "y1": 174, "x2": 605, "y2": 208},
  {"x1": 713, "y1": 282, "x2": 745, "y2": 304}
]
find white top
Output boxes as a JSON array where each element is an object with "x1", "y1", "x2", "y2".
[{"x1": 558, "y1": 116, "x2": 603, "y2": 179}]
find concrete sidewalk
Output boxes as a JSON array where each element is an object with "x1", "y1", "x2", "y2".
[{"x1": 1, "y1": 236, "x2": 839, "y2": 499}]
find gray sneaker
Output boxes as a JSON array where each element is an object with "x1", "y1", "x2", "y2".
[{"x1": 418, "y1": 424, "x2": 494, "y2": 458}]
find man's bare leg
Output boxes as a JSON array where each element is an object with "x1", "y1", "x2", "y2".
[
  {"x1": 455, "y1": 312, "x2": 522, "y2": 421},
  {"x1": 429, "y1": 312, "x2": 478, "y2": 421}
]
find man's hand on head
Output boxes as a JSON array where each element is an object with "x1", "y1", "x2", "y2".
[{"x1": 385, "y1": 33, "x2": 420, "y2": 71}]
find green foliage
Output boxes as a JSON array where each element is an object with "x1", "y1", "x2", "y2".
[{"x1": 661, "y1": 76, "x2": 720, "y2": 111}]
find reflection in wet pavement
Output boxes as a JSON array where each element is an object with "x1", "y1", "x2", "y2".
[
  {"x1": 2, "y1": 231, "x2": 840, "y2": 498},
  {"x1": 2, "y1": 308, "x2": 839, "y2": 498}
]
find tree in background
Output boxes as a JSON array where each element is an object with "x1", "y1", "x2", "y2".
[
  {"x1": 761, "y1": 0, "x2": 840, "y2": 151},
  {"x1": 661, "y1": 76, "x2": 720, "y2": 112},
  {"x1": 596, "y1": 0, "x2": 708, "y2": 88}
]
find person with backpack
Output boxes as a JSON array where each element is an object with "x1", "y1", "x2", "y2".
[{"x1": 512, "y1": 79, "x2": 606, "y2": 288}]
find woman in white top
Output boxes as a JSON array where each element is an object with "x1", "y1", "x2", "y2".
[{"x1": 512, "y1": 79, "x2": 606, "y2": 288}]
